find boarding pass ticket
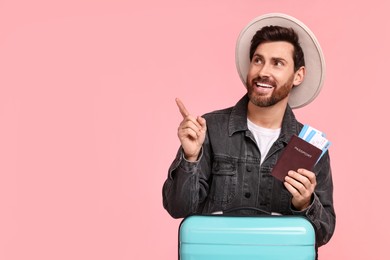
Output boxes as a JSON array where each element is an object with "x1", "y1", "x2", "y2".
[{"x1": 298, "y1": 125, "x2": 331, "y2": 159}]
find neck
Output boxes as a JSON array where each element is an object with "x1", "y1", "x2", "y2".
[{"x1": 247, "y1": 99, "x2": 288, "y2": 129}]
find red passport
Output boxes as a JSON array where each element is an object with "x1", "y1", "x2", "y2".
[{"x1": 271, "y1": 135, "x2": 322, "y2": 182}]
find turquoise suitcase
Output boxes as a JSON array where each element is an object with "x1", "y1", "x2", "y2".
[{"x1": 179, "y1": 214, "x2": 316, "y2": 260}]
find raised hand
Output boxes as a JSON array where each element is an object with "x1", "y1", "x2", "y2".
[{"x1": 176, "y1": 98, "x2": 207, "y2": 162}]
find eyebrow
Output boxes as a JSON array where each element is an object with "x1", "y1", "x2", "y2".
[
  {"x1": 271, "y1": 57, "x2": 288, "y2": 63},
  {"x1": 252, "y1": 54, "x2": 288, "y2": 63}
]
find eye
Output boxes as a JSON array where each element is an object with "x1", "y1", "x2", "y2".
[
  {"x1": 252, "y1": 57, "x2": 263, "y2": 65},
  {"x1": 274, "y1": 59, "x2": 285, "y2": 67}
]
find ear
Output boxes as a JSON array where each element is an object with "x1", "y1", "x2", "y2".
[{"x1": 293, "y1": 66, "x2": 306, "y2": 86}]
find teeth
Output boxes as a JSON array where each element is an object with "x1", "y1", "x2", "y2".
[{"x1": 256, "y1": 82, "x2": 273, "y2": 88}]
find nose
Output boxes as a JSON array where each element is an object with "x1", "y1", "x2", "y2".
[{"x1": 258, "y1": 63, "x2": 271, "y2": 78}]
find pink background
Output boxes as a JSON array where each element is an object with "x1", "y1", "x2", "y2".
[{"x1": 0, "y1": 0, "x2": 388, "y2": 259}]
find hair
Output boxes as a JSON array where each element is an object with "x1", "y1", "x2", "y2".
[{"x1": 249, "y1": 26, "x2": 305, "y2": 71}]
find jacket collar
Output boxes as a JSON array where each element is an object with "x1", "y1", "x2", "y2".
[{"x1": 228, "y1": 94, "x2": 300, "y2": 143}]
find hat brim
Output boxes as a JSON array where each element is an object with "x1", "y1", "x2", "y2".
[{"x1": 235, "y1": 13, "x2": 326, "y2": 109}]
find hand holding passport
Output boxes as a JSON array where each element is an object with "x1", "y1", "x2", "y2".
[{"x1": 271, "y1": 125, "x2": 331, "y2": 182}]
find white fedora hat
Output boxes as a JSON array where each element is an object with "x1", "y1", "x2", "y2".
[{"x1": 235, "y1": 13, "x2": 326, "y2": 109}]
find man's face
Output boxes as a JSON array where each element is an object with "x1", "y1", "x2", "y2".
[{"x1": 246, "y1": 41, "x2": 304, "y2": 107}]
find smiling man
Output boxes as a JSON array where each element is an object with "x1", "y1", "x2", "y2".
[
  {"x1": 162, "y1": 13, "x2": 335, "y2": 252},
  {"x1": 247, "y1": 39, "x2": 304, "y2": 109}
]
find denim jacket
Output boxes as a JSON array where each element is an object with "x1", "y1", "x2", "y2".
[{"x1": 163, "y1": 95, "x2": 335, "y2": 247}]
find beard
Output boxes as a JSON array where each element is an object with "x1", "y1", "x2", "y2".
[{"x1": 246, "y1": 75, "x2": 294, "y2": 107}]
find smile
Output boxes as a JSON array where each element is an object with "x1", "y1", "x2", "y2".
[{"x1": 256, "y1": 82, "x2": 274, "y2": 88}]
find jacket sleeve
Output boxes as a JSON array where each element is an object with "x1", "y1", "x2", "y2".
[
  {"x1": 292, "y1": 151, "x2": 336, "y2": 247},
  {"x1": 162, "y1": 136, "x2": 211, "y2": 218}
]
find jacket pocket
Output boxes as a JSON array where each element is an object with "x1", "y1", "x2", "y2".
[{"x1": 209, "y1": 157, "x2": 238, "y2": 204}]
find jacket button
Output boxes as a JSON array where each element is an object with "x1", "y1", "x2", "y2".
[
  {"x1": 244, "y1": 192, "x2": 251, "y2": 198},
  {"x1": 246, "y1": 166, "x2": 252, "y2": 172}
]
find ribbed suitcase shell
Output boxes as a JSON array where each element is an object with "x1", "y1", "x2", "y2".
[{"x1": 179, "y1": 215, "x2": 315, "y2": 260}]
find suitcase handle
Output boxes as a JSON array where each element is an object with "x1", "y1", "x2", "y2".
[{"x1": 216, "y1": 207, "x2": 271, "y2": 215}]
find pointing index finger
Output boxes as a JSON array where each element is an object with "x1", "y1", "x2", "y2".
[{"x1": 176, "y1": 98, "x2": 190, "y2": 118}]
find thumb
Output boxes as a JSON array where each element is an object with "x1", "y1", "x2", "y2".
[{"x1": 197, "y1": 116, "x2": 207, "y2": 131}]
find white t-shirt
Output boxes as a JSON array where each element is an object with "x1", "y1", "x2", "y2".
[{"x1": 247, "y1": 119, "x2": 281, "y2": 165}]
